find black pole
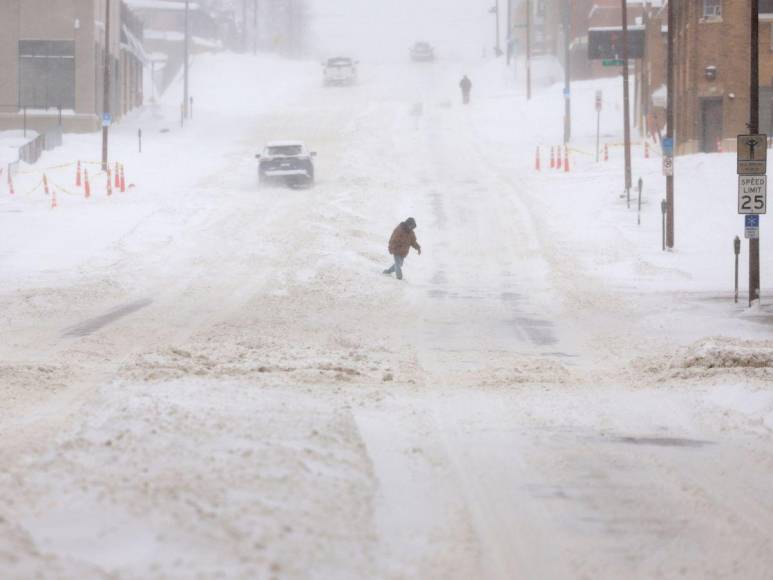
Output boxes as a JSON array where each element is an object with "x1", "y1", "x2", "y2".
[
  {"x1": 750, "y1": 0, "x2": 761, "y2": 304},
  {"x1": 242, "y1": 0, "x2": 248, "y2": 52},
  {"x1": 101, "y1": 0, "x2": 110, "y2": 171},
  {"x1": 494, "y1": 2, "x2": 501, "y2": 56},
  {"x1": 621, "y1": 0, "x2": 633, "y2": 204},
  {"x1": 563, "y1": 0, "x2": 571, "y2": 143},
  {"x1": 506, "y1": 0, "x2": 512, "y2": 66},
  {"x1": 666, "y1": 0, "x2": 675, "y2": 248},
  {"x1": 526, "y1": 0, "x2": 532, "y2": 100},
  {"x1": 253, "y1": 0, "x2": 258, "y2": 54},
  {"x1": 183, "y1": 0, "x2": 190, "y2": 119}
]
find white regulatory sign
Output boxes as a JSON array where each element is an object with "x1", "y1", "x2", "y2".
[
  {"x1": 738, "y1": 175, "x2": 767, "y2": 214},
  {"x1": 662, "y1": 156, "x2": 673, "y2": 176}
]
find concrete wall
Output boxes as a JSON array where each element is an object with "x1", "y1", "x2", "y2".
[{"x1": 0, "y1": 0, "x2": 137, "y2": 133}]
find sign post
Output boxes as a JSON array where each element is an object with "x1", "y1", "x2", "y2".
[
  {"x1": 747, "y1": 0, "x2": 762, "y2": 306},
  {"x1": 661, "y1": 199, "x2": 667, "y2": 251},
  {"x1": 737, "y1": 131, "x2": 766, "y2": 306},
  {"x1": 734, "y1": 236, "x2": 741, "y2": 304}
]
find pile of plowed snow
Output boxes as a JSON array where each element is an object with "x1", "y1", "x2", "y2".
[{"x1": 677, "y1": 337, "x2": 773, "y2": 369}]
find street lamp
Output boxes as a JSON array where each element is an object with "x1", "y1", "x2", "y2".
[{"x1": 489, "y1": 2, "x2": 502, "y2": 57}]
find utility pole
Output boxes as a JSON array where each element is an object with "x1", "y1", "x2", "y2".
[
  {"x1": 641, "y1": 3, "x2": 651, "y2": 137},
  {"x1": 183, "y1": 0, "x2": 190, "y2": 119},
  {"x1": 491, "y1": 2, "x2": 501, "y2": 57},
  {"x1": 506, "y1": 0, "x2": 512, "y2": 66},
  {"x1": 621, "y1": 0, "x2": 633, "y2": 202},
  {"x1": 563, "y1": 0, "x2": 571, "y2": 143},
  {"x1": 750, "y1": 0, "x2": 761, "y2": 304},
  {"x1": 243, "y1": 0, "x2": 248, "y2": 52},
  {"x1": 665, "y1": 0, "x2": 675, "y2": 248},
  {"x1": 253, "y1": 0, "x2": 258, "y2": 55},
  {"x1": 101, "y1": 0, "x2": 110, "y2": 171},
  {"x1": 526, "y1": 0, "x2": 532, "y2": 100}
]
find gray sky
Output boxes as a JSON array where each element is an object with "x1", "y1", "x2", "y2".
[{"x1": 307, "y1": 0, "x2": 494, "y2": 61}]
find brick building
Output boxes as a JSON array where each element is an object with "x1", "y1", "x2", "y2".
[
  {"x1": 674, "y1": 0, "x2": 773, "y2": 153},
  {"x1": 0, "y1": 0, "x2": 145, "y2": 133}
]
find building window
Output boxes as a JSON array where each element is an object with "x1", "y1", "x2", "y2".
[
  {"x1": 703, "y1": 0, "x2": 721, "y2": 18},
  {"x1": 18, "y1": 40, "x2": 75, "y2": 110}
]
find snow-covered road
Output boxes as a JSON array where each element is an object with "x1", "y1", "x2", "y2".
[{"x1": 2, "y1": 54, "x2": 773, "y2": 578}]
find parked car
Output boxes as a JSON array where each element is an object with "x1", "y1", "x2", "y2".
[
  {"x1": 410, "y1": 42, "x2": 435, "y2": 62},
  {"x1": 323, "y1": 57, "x2": 358, "y2": 86},
  {"x1": 256, "y1": 141, "x2": 316, "y2": 188}
]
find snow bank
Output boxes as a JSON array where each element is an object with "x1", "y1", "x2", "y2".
[{"x1": 676, "y1": 337, "x2": 773, "y2": 370}]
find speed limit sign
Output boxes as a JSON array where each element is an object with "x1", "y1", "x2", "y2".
[{"x1": 738, "y1": 175, "x2": 767, "y2": 214}]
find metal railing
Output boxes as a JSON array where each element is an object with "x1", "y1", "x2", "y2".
[
  {"x1": 0, "y1": 106, "x2": 65, "y2": 164},
  {"x1": 18, "y1": 133, "x2": 45, "y2": 164}
]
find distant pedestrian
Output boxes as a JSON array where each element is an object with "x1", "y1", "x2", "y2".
[
  {"x1": 383, "y1": 217, "x2": 421, "y2": 280},
  {"x1": 460, "y1": 75, "x2": 472, "y2": 105}
]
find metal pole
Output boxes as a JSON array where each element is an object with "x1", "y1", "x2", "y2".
[
  {"x1": 183, "y1": 0, "x2": 190, "y2": 119},
  {"x1": 641, "y1": 4, "x2": 651, "y2": 139},
  {"x1": 494, "y1": 2, "x2": 501, "y2": 56},
  {"x1": 750, "y1": 0, "x2": 761, "y2": 305},
  {"x1": 734, "y1": 236, "x2": 741, "y2": 304},
  {"x1": 506, "y1": 0, "x2": 512, "y2": 66},
  {"x1": 666, "y1": 0, "x2": 675, "y2": 248},
  {"x1": 596, "y1": 108, "x2": 601, "y2": 162},
  {"x1": 526, "y1": 0, "x2": 531, "y2": 100},
  {"x1": 637, "y1": 177, "x2": 643, "y2": 225},
  {"x1": 101, "y1": 0, "x2": 110, "y2": 171},
  {"x1": 563, "y1": 0, "x2": 571, "y2": 143},
  {"x1": 621, "y1": 0, "x2": 632, "y2": 205},
  {"x1": 138, "y1": 128, "x2": 142, "y2": 153},
  {"x1": 243, "y1": 0, "x2": 248, "y2": 52},
  {"x1": 661, "y1": 199, "x2": 667, "y2": 251},
  {"x1": 253, "y1": 0, "x2": 258, "y2": 55}
]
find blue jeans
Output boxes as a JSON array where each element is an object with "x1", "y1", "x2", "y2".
[{"x1": 384, "y1": 254, "x2": 404, "y2": 279}]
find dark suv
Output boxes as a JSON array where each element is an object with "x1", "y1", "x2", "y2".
[{"x1": 256, "y1": 141, "x2": 316, "y2": 188}]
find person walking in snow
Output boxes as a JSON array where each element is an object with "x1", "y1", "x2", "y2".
[
  {"x1": 460, "y1": 75, "x2": 472, "y2": 105},
  {"x1": 383, "y1": 217, "x2": 421, "y2": 280}
]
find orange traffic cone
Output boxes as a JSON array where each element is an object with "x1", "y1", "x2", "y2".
[
  {"x1": 76, "y1": 161, "x2": 82, "y2": 187},
  {"x1": 535, "y1": 147, "x2": 541, "y2": 171},
  {"x1": 7, "y1": 170, "x2": 14, "y2": 195},
  {"x1": 564, "y1": 146, "x2": 570, "y2": 172},
  {"x1": 550, "y1": 146, "x2": 555, "y2": 169},
  {"x1": 43, "y1": 173, "x2": 50, "y2": 195},
  {"x1": 604, "y1": 144, "x2": 609, "y2": 162},
  {"x1": 51, "y1": 189, "x2": 58, "y2": 209},
  {"x1": 716, "y1": 138, "x2": 723, "y2": 153},
  {"x1": 84, "y1": 168, "x2": 91, "y2": 198},
  {"x1": 120, "y1": 164, "x2": 126, "y2": 192},
  {"x1": 644, "y1": 141, "x2": 650, "y2": 159},
  {"x1": 114, "y1": 162, "x2": 120, "y2": 188},
  {"x1": 557, "y1": 146, "x2": 563, "y2": 170},
  {"x1": 106, "y1": 168, "x2": 113, "y2": 196}
]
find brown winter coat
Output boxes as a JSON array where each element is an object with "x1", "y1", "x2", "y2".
[{"x1": 388, "y1": 223, "x2": 420, "y2": 257}]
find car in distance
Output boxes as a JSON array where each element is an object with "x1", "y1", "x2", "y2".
[
  {"x1": 410, "y1": 42, "x2": 435, "y2": 62},
  {"x1": 323, "y1": 57, "x2": 358, "y2": 86},
  {"x1": 256, "y1": 141, "x2": 316, "y2": 188}
]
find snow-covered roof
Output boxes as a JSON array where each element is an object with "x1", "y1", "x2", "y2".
[
  {"x1": 122, "y1": 24, "x2": 149, "y2": 64},
  {"x1": 588, "y1": 25, "x2": 646, "y2": 32},
  {"x1": 266, "y1": 141, "x2": 305, "y2": 147}
]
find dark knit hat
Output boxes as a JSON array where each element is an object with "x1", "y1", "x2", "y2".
[{"x1": 405, "y1": 217, "x2": 417, "y2": 228}]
